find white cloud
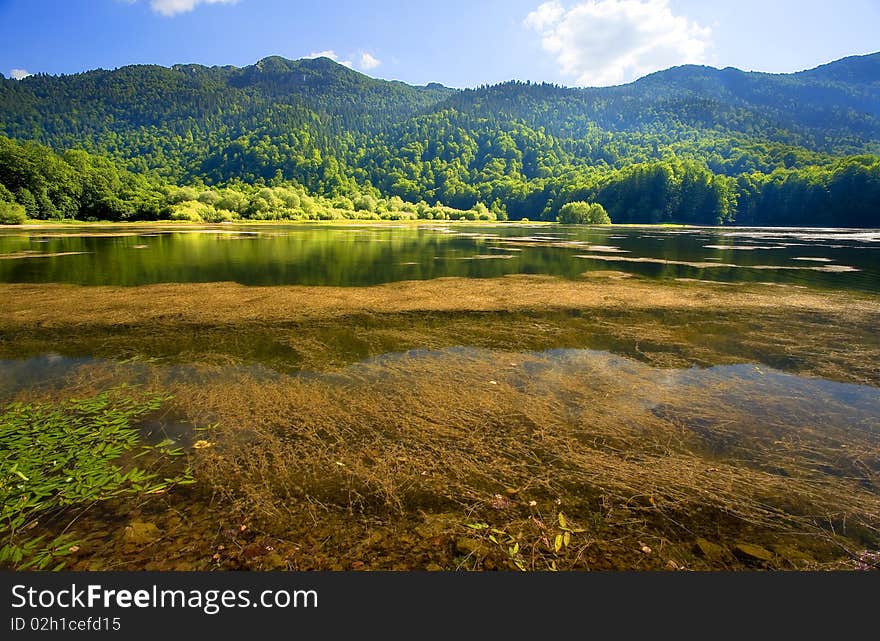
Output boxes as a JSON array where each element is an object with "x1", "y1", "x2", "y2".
[
  {"x1": 524, "y1": 0, "x2": 564, "y2": 31},
  {"x1": 149, "y1": 0, "x2": 238, "y2": 17},
  {"x1": 358, "y1": 52, "x2": 381, "y2": 71},
  {"x1": 305, "y1": 50, "x2": 337, "y2": 60},
  {"x1": 304, "y1": 50, "x2": 353, "y2": 69},
  {"x1": 10, "y1": 69, "x2": 32, "y2": 80},
  {"x1": 524, "y1": 0, "x2": 712, "y2": 86}
]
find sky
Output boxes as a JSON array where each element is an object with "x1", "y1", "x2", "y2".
[{"x1": 1, "y1": 0, "x2": 878, "y2": 88}]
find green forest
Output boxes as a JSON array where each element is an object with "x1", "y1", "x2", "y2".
[{"x1": 1, "y1": 53, "x2": 879, "y2": 226}]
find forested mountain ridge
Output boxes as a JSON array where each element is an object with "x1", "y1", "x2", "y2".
[
  {"x1": 1, "y1": 53, "x2": 879, "y2": 226},
  {"x1": 438, "y1": 53, "x2": 880, "y2": 153},
  {"x1": 0, "y1": 57, "x2": 453, "y2": 149}
]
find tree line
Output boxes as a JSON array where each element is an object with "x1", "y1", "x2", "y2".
[{"x1": 2, "y1": 135, "x2": 877, "y2": 227}]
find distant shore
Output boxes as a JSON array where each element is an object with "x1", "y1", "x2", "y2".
[{"x1": 2, "y1": 218, "x2": 700, "y2": 229}]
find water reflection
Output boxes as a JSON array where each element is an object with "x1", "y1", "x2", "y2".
[
  {"x1": 0, "y1": 224, "x2": 877, "y2": 291},
  {"x1": 3, "y1": 347, "x2": 878, "y2": 450}
]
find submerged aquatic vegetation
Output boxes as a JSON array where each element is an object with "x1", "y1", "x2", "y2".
[
  {"x1": 1, "y1": 275, "x2": 878, "y2": 386},
  {"x1": 0, "y1": 275, "x2": 877, "y2": 570},
  {"x1": 179, "y1": 346, "x2": 879, "y2": 570},
  {"x1": 0, "y1": 387, "x2": 191, "y2": 569}
]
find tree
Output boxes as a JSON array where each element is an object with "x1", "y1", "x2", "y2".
[
  {"x1": 0, "y1": 200, "x2": 27, "y2": 224},
  {"x1": 557, "y1": 201, "x2": 611, "y2": 224},
  {"x1": 354, "y1": 194, "x2": 378, "y2": 212}
]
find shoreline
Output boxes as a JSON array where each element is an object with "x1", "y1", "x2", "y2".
[
  {"x1": 4, "y1": 219, "x2": 669, "y2": 229},
  {"x1": 5, "y1": 219, "x2": 879, "y2": 230}
]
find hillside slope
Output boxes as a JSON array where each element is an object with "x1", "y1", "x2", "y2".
[{"x1": 1, "y1": 53, "x2": 879, "y2": 226}]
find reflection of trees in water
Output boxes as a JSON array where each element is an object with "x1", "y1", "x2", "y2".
[{"x1": 0, "y1": 226, "x2": 875, "y2": 291}]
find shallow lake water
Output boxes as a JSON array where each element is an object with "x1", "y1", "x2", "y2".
[
  {"x1": 2, "y1": 340, "x2": 878, "y2": 570},
  {"x1": 2, "y1": 346, "x2": 878, "y2": 451},
  {"x1": 1, "y1": 223, "x2": 878, "y2": 291}
]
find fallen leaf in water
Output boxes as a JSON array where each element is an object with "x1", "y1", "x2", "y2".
[
  {"x1": 554, "y1": 534, "x2": 564, "y2": 553},
  {"x1": 193, "y1": 440, "x2": 213, "y2": 449}
]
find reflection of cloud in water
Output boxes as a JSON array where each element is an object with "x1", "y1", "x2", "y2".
[
  {"x1": 330, "y1": 346, "x2": 880, "y2": 431},
  {"x1": 804, "y1": 264, "x2": 860, "y2": 272},
  {"x1": 500, "y1": 236, "x2": 572, "y2": 243},
  {"x1": 498, "y1": 238, "x2": 627, "y2": 253},
  {"x1": 434, "y1": 254, "x2": 516, "y2": 260},
  {"x1": 721, "y1": 229, "x2": 880, "y2": 243},
  {"x1": 0, "y1": 251, "x2": 91, "y2": 260},
  {"x1": 704, "y1": 245, "x2": 785, "y2": 250},
  {"x1": 575, "y1": 254, "x2": 860, "y2": 272},
  {"x1": 438, "y1": 233, "x2": 501, "y2": 240},
  {"x1": 576, "y1": 255, "x2": 736, "y2": 268},
  {"x1": 675, "y1": 279, "x2": 806, "y2": 288},
  {"x1": 676, "y1": 278, "x2": 742, "y2": 285}
]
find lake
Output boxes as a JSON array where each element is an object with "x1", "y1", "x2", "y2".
[
  {"x1": 0, "y1": 223, "x2": 878, "y2": 291},
  {"x1": 1, "y1": 222, "x2": 878, "y2": 571}
]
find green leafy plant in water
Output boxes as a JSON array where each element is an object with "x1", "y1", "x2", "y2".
[
  {"x1": 465, "y1": 522, "x2": 527, "y2": 571},
  {"x1": 0, "y1": 386, "x2": 192, "y2": 570},
  {"x1": 464, "y1": 511, "x2": 588, "y2": 571}
]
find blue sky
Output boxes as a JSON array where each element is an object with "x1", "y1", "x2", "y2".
[{"x1": 1, "y1": 0, "x2": 878, "y2": 87}]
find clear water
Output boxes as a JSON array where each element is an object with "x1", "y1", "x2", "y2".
[{"x1": 3, "y1": 347, "x2": 878, "y2": 463}]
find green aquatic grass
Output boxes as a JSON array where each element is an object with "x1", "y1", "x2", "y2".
[{"x1": 0, "y1": 387, "x2": 192, "y2": 569}]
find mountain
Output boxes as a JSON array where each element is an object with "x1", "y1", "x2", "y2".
[
  {"x1": 798, "y1": 51, "x2": 880, "y2": 84},
  {"x1": 439, "y1": 53, "x2": 880, "y2": 150},
  {"x1": 1, "y1": 53, "x2": 879, "y2": 227}
]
